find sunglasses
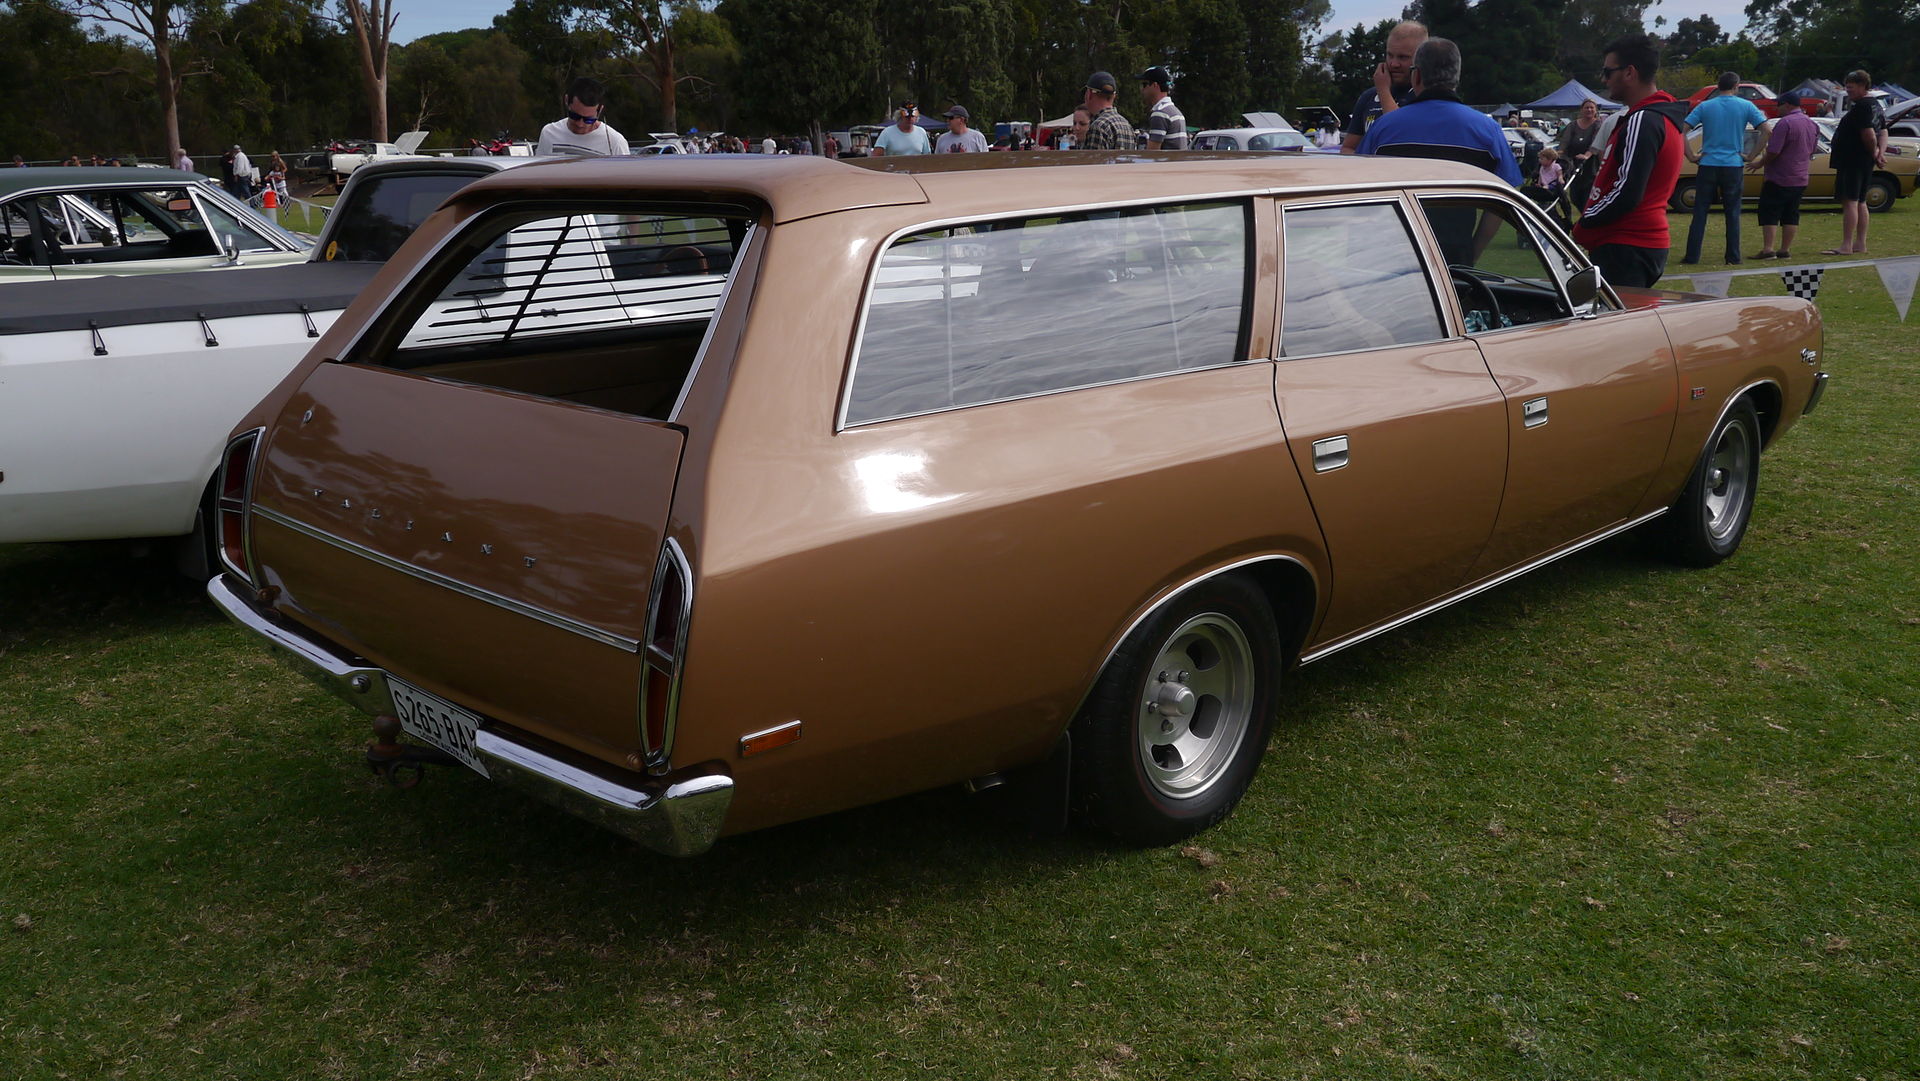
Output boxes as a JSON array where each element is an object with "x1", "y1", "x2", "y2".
[
  {"x1": 1598, "y1": 65, "x2": 1627, "y2": 78},
  {"x1": 566, "y1": 109, "x2": 601, "y2": 125}
]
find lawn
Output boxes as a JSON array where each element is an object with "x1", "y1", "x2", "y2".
[{"x1": 1, "y1": 202, "x2": 1915, "y2": 1080}]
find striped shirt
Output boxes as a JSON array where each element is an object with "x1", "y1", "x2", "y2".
[{"x1": 1147, "y1": 96, "x2": 1188, "y2": 149}]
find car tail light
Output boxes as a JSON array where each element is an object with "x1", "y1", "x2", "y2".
[
  {"x1": 638, "y1": 538, "x2": 692, "y2": 773},
  {"x1": 216, "y1": 428, "x2": 264, "y2": 584}
]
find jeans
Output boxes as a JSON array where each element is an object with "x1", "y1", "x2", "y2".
[{"x1": 1684, "y1": 164, "x2": 1746, "y2": 262}]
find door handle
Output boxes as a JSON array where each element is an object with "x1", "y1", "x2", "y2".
[
  {"x1": 1522, "y1": 396, "x2": 1549, "y2": 429},
  {"x1": 1312, "y1": 435, "x2": 1349, "y2": 472}
]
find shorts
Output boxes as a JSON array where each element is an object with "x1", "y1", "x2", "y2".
[
  {"x1": 1833, "y1": 166, "x2": 1872, "y2": 203},
  {"x1": 1757, "y1": 181, "x2": 1806, "y2": 226}
]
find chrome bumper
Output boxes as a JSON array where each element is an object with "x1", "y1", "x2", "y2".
[
  {"x1": 206, "y1": 574, "x2": 735, "y2": 856},
  {"x1": 1804, "y1": 371, "x2": 1829, "y2": 415}
]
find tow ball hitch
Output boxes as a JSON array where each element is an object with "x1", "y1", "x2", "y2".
[{"x1": 365, "y1": 714, "x2": 461, "y2": 788}]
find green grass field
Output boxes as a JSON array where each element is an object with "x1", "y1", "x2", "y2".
[{"x1": 2, "y1": 203, "x2": 1915, "y2": 1080}]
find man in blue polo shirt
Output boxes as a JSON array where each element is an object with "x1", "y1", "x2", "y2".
[
  {"x1": 1358, "y1": 38, "x2": 1521, "y2": 185},
  {"x1": 1681, "y1": 72, "x2": 1767, "y2": 265}
]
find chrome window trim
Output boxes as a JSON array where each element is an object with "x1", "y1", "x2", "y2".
[
  {"x1": 837, "y1": 193, "x2": 1263, "y2": 431},
  {"x1": 841, "y1": 357, "x2": 1261, "y2": 428},
  {"x1": 188, "y1": 183, "x2": 293, "y2": 252},
  {"x1": 1298, "y1": 507, "x2": 1669, "y2": 665},
  {"x1": 249, "y1": 505, "x2": 642, "y2": 653},
  {"x1": 638, "y1": 536, "x2": 694, "y2": 772},
  {"x1": 667, "y1": 222, "x2": 758, "y2": 422},
  {"x1": 1276, "y1": 194, "x2": 1456, "y2": 359}
]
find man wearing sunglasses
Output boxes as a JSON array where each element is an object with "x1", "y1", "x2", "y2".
[
  {"x1": 1573, "y1": 34, "x2": 1690, "y2": 288},
  {"x1": 536, "y1": 77, "x2": 631, "y2": 158}
]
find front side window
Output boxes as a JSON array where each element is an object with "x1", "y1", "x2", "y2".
[
  {"x1": 1416, "y1": 196, "x2": 1576, "y2": 332},
  {"x1": 1280, "y1": 201, "x2": 1444, "y2": 356},
  {"x1": 846, "y1": 200, "x2": 1249, "y2": 425}
]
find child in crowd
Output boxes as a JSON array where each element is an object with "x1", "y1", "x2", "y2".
[{"x1": 1534, "y1": 147, "x2": 1569, "y2": 228}]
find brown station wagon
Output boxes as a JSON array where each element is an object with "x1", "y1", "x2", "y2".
[{"x1": 209, "y1": 153, "x2": 1829, "y2": 855}]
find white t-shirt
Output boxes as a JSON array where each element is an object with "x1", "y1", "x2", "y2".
[
  {"x1": 875, "y1": 124, "x2": 931, "y2": 155},
  {"x1": 536, "y1": 119, "x2": 632, "y2": 158},
  {"x1": 935, "y1": 129, "x2": 990, "y2": 153}
]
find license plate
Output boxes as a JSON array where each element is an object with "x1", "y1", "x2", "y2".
[{"x1": 389, "y1": 678, "x2": 490, "y2": 778}]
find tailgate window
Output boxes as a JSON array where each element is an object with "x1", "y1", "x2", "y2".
[{"x1": 354, "y1": 205, "x2": 751, "y2": 421}]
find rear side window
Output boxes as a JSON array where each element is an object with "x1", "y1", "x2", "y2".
[
  {"x1": 1281, "y1": 201, "x2": 1444, "y2": 357},
  {"x1": 355, "y1": 206, "x2": 749, "y2": 421},
  {"x1": 845, "y1": 200, "x2": 1249, "y2": 426}
]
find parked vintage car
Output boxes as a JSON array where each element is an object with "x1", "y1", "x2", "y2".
[
  {"x1": 1684, "y1": 82, "x2": 1822, "y2": 120},
  {"x1": 0, "y1": 156, "x2": 527, "y2": 568},
  {"x1": 1672, "y1": 119, "x2": 1919, "y2": 212},
  {"x1": 0, "y1": 167, "x2": 309, "y2": 281},
  {"x1": 209, "y1": 152, "x2": 1828, "y2": 856}
]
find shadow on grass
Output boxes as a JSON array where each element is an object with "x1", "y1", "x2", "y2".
[{"x1": 0, "y1": 541, "x2": 218, "y2": 651}]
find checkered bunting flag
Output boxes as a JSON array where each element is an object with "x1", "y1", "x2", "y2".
[{"x1": 1780, "y1": 267, "x2": 1823, "y2": 302}]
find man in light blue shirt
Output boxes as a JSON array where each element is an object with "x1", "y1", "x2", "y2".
[
  {"x1": 1681, "y1": 71, "x2": 1766, "y2": 264},
  {"x1": 873, "y1": 107, "x2": 931, "y2": 156}
]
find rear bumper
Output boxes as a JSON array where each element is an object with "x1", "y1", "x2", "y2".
[{"x1": 206, "y1": 574, "x2": 734, "y2": 856}]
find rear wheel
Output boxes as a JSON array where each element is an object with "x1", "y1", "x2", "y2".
[
  {"x1": 1071, "y1": 575, "x2": 1281, "y2": 846},
  {"x1": 1657, "y1": 398, "x2": 1760, "y2": 567},
  {"x1": 1671, "y1": 178, "x2": 1697, "y2": 212},
  {"x1": 1865, "y1": 175, "x2": 1896, "y2": 213}
]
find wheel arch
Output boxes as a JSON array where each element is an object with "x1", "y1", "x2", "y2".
[
  {"x1": 1074, "y1": 553, "x2": 1320, "y2": 721},
  {"x1": 1740, "y1": 379, "x2": 1785, "y2": 448}
]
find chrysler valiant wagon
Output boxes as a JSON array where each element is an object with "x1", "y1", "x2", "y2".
[{"x1": 210, "y1": 153, "x2": 1828, "y2": 855}]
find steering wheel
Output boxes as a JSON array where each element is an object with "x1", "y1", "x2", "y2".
[
  {"x1": 1449, "y1": 264, "x2": 1503, "y2": 330},
  {"x1": 661, "y1": 245, "x2": 709, "y2": 275}
]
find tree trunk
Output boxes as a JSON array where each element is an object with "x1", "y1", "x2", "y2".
[
  {"x1": 154, "y1": 21, "x2": 179, "y2": 162},
  {"x1": 345, "y1": 0, "x2": 392, "y2": 141},
  {"x1": 657, "y1": 41, "x2": 677, "y2": 131}
]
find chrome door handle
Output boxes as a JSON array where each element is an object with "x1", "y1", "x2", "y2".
[
  {"x1": 1312, "y1": 435, "x2": 1349, "y2": 472},
  {"x1": 1522, "y1": 396, "x2": 1549, "y2": 429}
]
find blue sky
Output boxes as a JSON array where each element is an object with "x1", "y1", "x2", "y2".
[{"x1": 393, "y1": 0, "x2": 1759, "y2": 44}]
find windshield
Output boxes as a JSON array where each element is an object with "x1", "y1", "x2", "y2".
[{"x1": 321, "y1": 171, "x2": 478, "y2": 261}]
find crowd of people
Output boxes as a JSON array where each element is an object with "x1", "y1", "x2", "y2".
[{"x1": 13, "y1": 48, "x2": 1896, "y2": 283}]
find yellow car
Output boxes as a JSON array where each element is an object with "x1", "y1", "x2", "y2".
[{"x1": 1673, "y1": 118, "x2": 1919, "y2": 212}]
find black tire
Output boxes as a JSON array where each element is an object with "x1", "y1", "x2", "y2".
[
  {"x1": 1071, "y1": 575, "x2": 1281, "y2": 846},
  {"x1": 1658, "y1": 398, "x2": 1761, "y2": 567},
  {"x1": 1865, "y1": 175, "x2": 1896, "y2": 213},
  {"x1": 1671, "y1": 178, "x2": 1697, "y2": 212}
]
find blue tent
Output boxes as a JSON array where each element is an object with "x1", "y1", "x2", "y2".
[{"x1": 1522, "y1": 79, "x2": 1624, "y2": 110}]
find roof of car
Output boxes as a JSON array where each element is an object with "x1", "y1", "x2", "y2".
[
  {"x1": 443, "y1": 152, "x2": 1509, "y2": 226},
  {"x1": 0, "y1": 166, "x2": 209, "y2": 197}
]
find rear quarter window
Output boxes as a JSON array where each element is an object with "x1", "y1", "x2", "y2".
[{"x1": 845, "y1": 200, "x2": 1250, "y2": 426}]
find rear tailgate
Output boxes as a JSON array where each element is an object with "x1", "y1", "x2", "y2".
[{"x1": 248, "y1": 360, "x2": 680, "y2": 761}]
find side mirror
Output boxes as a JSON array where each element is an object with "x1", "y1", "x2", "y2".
[{"x1": 1567, "y1": 264, "x2": 1602, "y2": 311}]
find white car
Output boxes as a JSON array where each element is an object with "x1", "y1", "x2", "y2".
[
  {"x1": 0, "y1": 157, "x2": 531, "y2": 568},
  {"x1": 0, "y1": 167, "x2": 309, "y2": 282},
  {"x1": 1191, "y1": 128, "x2": 1312, "y2": 152}
]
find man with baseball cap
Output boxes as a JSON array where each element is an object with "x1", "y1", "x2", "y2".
[
  {"x1": 1080, "y1": 71, "x2": 1136, "y2": 150},
  {"x1": 1139, "y1": 67, "x2": 1187, "y2": 150},
  {"x1": 936, "y1": 105, "x2": 989, "y2": 153},
  {"x1": 873, "y1": 104, "x2": 931, "y2": 156}
]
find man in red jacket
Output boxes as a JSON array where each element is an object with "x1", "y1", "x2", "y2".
[{"x1": 1573, "y1": 35, "x2": 1692, "y2": 288}]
